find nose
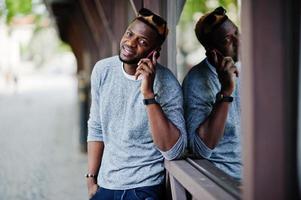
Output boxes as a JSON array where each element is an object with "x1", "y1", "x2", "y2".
[{"x1": 126, "y1": 37, "x2": 137, "y2": 48}]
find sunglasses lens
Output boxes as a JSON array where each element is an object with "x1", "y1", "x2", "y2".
[
  {"x1": 206, "y1": 14, "x2": 216, "y2": 24},
  {"x1": 152, "y1": 15, "x2": 165, "y2": 26},
  {"x1": 139, "y1": 8, "x2": 152, "y2": 16},
  {"x1": 214, "y1": 7, "x2": 226, "y2": 15}
]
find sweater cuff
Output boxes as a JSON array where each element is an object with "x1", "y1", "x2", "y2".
[
  {"x1": 193, "y1": 133, "x2": 213, "y2": 158},
  {"x1": 159, "y1": 134, "x2": 185, "y2": 160},
  {"x1": 87, "y1": 131, "x2": 103, "y2": 142}
]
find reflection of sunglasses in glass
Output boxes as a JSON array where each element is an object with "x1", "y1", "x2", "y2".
[{"x1": 205, "y1": 7, "x2": 228, "y2": 29}]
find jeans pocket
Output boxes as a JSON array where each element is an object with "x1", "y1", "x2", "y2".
[{"x1": 133, "y1": 189, "x2": 155, "y2": 200}]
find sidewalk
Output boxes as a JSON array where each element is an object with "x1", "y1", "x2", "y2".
[{"x1": 0, "y1": 73, "x2": 87, "y2": 200}]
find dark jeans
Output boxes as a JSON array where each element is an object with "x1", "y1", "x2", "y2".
[{"x1": 90, "y1": 184, "x2": 165, "y2": 200}]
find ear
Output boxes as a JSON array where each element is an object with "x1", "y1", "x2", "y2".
[
  {"x1": 206, "y1": 49, "x2": 219, "y2": 67},
  {"x1": 205, "y1": 48, "x2": 214, "y2": 59}
]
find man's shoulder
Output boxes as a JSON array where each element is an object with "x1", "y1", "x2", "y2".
[
  {"x1": 155, "y1": 63, "x2": 180, "y2": 86},
  {"x1": 94, "y1": 55, "x2": 120, "y2": 72},
  {"x1": 184, "y1": 59, "x2": 214, "y2": 82},
  {"x1": 182, "y1": 59, "x2": 219, "y2": 96},
  {"x1": 189, "y1": 59, "x2": 211, "y2": 75},
  {"x1": 156, "y1": 63, "x2": 178, "y2": 79}
]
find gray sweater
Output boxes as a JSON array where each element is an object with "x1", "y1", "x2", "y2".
[
  {"x1": 182, "y1": 58, "x2": 242, "y2": 180},
  {"x1": 87, "y1": 56, "x2": 187, "y2": 189}
]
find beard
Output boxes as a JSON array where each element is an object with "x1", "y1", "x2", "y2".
[
  {"x1": 118, "y1": 49, "x2": 148, "y2": 65},
  {"x1": 118, "y1": 55, "x2": 141, "y2": 64}
]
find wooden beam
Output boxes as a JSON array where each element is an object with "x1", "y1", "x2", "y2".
[
  {"x1": 187, "y1": 158, "x2": 241, "y2": 199},
  {"x1": 129, "y1": 0, "x2": 138, "y2": 16},
  {"x1": 143, "y1": 0, "x2": 160, "y2": 14},
  {"x1": 165, "y1": 160, "x2": 236, "y2": 200},
  {"x1": 78, "y1": 0, "x2": 102, "y2": 54},
  {"x1": 132, "y1": 0, "x2": 143, "y2": 10},
  {"x1": 94, "y1": 0, "x2": 118, "y2": 54}
]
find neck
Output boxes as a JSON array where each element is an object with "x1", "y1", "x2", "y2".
[
  {"x1": 123, "y1": 63, "x2": 138, "y2": 75},
  {"x1": 207, "y1": 56, "x2": 216, "y2": 67}
]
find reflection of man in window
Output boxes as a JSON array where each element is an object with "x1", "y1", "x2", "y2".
[{"x1": 182, "y1": 7, "x2": 242, "y2": 180}]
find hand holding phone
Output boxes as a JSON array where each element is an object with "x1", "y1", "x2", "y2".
[
  {"x1": 209, "y1": 49, "x2": 239, "y2": 77},
  {"x1": 146, "y1": 50, "x2": 160, "y2": 63},
  {"x1": 135, "y1": 50, "x2": 159, "y2": 80},
  {"x1": 208, "y1": 48, "x2": 239, "y2": 96},
  {"x1": 135, "y1": 50, "x2": 158, "y2": 98}
]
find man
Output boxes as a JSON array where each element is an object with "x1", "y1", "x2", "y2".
[
  {"x1": 182, "y1": 7, "x2": 242, "y2": 180},
  {"x1": 86, "y1": 8, "x2": 187, "y2": 200}
]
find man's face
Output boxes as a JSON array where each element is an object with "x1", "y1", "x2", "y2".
[
  {"x1": 119, "y1": 20, "x2": 158, "y2": 64},
  {"x1": 210, "y1": 19, "x2": 240, "y2": 62}
]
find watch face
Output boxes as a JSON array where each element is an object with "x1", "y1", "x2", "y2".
[
  {"x1": 216, "y1": 92, "x2": 223, "y2": 102},
  {"x1": 216, "y1": 92, "x2": 233, "y2": 103}
]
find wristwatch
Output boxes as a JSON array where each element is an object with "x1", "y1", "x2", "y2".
[
  {"x1": 143, "y1": 98, "x2": 158, "y2": 105},
  {"x1": 215, "y1": 92, "x2": 233, "y2": 103}
]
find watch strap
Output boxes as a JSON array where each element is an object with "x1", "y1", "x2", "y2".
[
  {"x1": 216, "y1": 92, "x2": 233, "y2": 103},
  {"x1": 143, "y1": 98, "x2": 158, "y2": 105}
]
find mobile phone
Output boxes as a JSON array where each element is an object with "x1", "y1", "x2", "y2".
[{"x1": 146, "y1": 50, "x2": 160, "y2": 60}]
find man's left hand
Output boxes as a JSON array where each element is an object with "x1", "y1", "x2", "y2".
[{"x1": 135, "y1": 52, "x2": 158, "y2": 98}]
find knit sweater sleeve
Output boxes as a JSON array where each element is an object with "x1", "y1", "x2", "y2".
[
  {"x1": 87, "y1": 62, "x2": 103, "y2": 142},
  {"x1": 154, "y1": 66, "x2": 187, "y2": 160}
]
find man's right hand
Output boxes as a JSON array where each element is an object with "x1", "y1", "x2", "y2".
[
  {"x1": 211, "y1": 50, "x2": 239, "y2": 96},
  {"x1": 87, "y1": 179, "x2": 99, "y2": 199}
]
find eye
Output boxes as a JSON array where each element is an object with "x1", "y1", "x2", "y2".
[
  {"x1": 223, "y1": 36, "x2": 231, "y2": 45},
  {"x1": 139, "y1": 39, "x2": 148, "y2": 47},
  {"x1": 125, "y1": 31, "x2": 132, "y2": 37}
]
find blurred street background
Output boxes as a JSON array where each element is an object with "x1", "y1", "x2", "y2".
[
  {"x1": 0, "y1": 0, "x2": 87, "y2": 199},
  {"x1": 0, "y1": 0, "x2": 239, "y2": 199}
]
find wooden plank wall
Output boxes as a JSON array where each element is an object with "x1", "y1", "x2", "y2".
[{"x1": 241, "y1": 0, "x2": 300, "y2": 199}]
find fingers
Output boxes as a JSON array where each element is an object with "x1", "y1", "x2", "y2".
[
  {"x1": 220, "y1": 57, "x2": 239, "y2": 77},
  {"x1": 138, "y1": 58, "x2": 155, "y2": 70},
  {"x1": 88, "y1": 184, "x2": 99, "y2": 198},
  {"x1": 135, "y1": 59, "x2": 156, "y2": 80},
  {"x1": 221, "y1": 57, "x2": 233, "y2": 69},
  {"x1": 152, "y1": 51, "x2": 158, "y2": 65},
  {"x1": 134, "y1": 66, "x2": 153, "y2": 80}
]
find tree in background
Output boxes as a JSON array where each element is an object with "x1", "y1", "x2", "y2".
[
  {"x1": 4, "y1": 0, "x2": 32, "y2": 24},
  {"x1": 177, "y1": 0, "x2": 239, "y2": 82},
  {"x1": 0, "y1": 0, "x2": 73, "y2": 72}
]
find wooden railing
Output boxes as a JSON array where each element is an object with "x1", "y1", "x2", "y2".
[{"x1": 165, "y1": 158, "x2": 241, "y2": 200}]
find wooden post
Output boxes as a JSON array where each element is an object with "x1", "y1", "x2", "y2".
[
  {"x1": 169, "y1": 175, "x2": 187, "y2": 200},
  {"x1": 241, "y1": 0, "x2": 300, "y2": 199}
]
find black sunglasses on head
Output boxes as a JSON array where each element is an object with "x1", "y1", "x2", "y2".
[
  {"x1": 138, "y1": 8, "x2": 166, "y2": 26},
  {"x1": 213, "y1": 6, "x2": 227, "y2": 15}
]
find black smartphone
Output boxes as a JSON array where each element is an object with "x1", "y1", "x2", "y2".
[{"x1": 146, "y1": 50, "x2": 160, "y2": 60}]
